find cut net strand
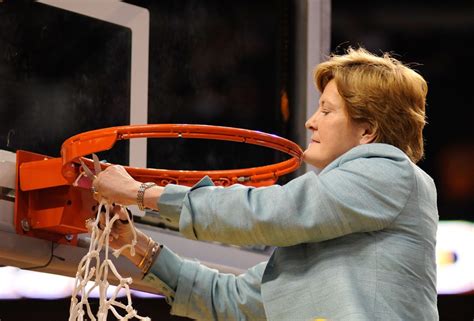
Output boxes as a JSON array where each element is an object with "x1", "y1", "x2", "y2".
[{"x1": 69, "y1": 200, "x2": 151, "y2": 321}]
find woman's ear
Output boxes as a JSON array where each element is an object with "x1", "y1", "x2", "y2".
[{"x1": 359, "y1": 122, "x2": 377, "y2": 144}]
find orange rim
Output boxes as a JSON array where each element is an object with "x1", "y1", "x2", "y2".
[{"x1": 61, "y1": 124, "x2": 303, "y2": 186}]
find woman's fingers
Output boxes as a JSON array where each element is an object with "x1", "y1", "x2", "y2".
[
  {"x1": 93, "y1": 165, "x2": 141, "y2": 205},
  {"x1": 90, "y1": 205, "x2": 132, "y2": 245},
  {"x1": 113, "y1": 204, "x2": 131, "y2": 221}
]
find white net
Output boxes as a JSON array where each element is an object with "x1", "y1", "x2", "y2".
[{"x1": 69, "y1": 200, "x2": 151, "y2": 321}]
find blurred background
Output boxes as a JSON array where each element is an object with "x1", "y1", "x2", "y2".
[{"x1": 0, "y1": 0, "x2": 473, "y2": 320}]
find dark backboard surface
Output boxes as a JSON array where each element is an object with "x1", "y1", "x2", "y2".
[
  {"x1": 0, "y1": 2, "x2": 131, "y2": 164},
  {"x1": 1, "y1": 0, "x2": 299, "y2": 182},
  {"x1": 139, "y1": 0, "x2": 296, "y2": 173}
]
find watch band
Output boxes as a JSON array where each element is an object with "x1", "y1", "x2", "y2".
[{"x1": 137, "y1": 182, "x2": 157, "y2": 211}]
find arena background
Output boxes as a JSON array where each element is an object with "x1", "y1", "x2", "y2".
[{"x1": 0, "y1": 0, "x2": 473, "y2": 320}]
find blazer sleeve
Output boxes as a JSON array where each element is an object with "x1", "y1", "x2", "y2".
[
  {"x1": 143, "y1": 246, "x2": 266, "y2": 321},
  {"x1": 158, "y1": 144, "x2": 415, "y2": 246}
]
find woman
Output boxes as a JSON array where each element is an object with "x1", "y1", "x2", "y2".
[{"x1": 93, "y1": 48, "x2": 439, "y2": 320}]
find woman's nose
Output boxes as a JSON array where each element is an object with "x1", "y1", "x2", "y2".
[{"x1": 305, "y1": 112, "x2": 318, "y2": 130}]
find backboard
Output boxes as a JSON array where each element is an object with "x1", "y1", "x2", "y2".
[{"x1": 0, "y1": 0, "x2": 331, "y2": 296}]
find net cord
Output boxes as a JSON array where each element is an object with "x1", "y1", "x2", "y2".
[{"x1": 68, "y1": 200, "x2": 151, "y2": 321}]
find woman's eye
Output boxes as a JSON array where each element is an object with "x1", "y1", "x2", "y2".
[{"x1": 321, "y1": 110, "x2": 329, "y2": 115}]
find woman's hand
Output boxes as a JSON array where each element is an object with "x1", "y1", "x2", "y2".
[
  {"x1": 105, "y1": 204, "x2": 139, "y2": 251},
  {"x1": 95, "y1": 204, "x2": 154, "y2": 266},
  {"x1": 93, "y1": 165, "x2": 141, "y2": 205},
  {"x1": 92, "y1": 164, "x2": 163, "y2": 211}
]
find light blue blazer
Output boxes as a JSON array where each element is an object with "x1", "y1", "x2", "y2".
[{"x1": 143, "y1": 143, "x2": 439, "y2": 321}]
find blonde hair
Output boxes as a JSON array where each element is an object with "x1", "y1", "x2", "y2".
[{"x1": 314, "y1": 47, "x2": 428, "y2": 163}]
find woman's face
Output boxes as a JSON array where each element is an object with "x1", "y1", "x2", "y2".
[{"x1": 303, "y1": 79, "x2": 371, "y2": 169}]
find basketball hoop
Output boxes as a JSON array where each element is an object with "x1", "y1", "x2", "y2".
[
  {"x1": 15, "y1": 124, "x2": 303, "y2": 243},
  {"x1": 62, "y1": 124, "x2": 303, "y2": 187}
]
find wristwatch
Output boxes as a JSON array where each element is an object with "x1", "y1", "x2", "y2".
[{"x1": 137, "y1": 182, "x2": 157, "y2": 211}]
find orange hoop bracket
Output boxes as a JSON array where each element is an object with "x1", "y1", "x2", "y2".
[{"x1": 61, "y1": 124, "x2": 303, "y2": 187}]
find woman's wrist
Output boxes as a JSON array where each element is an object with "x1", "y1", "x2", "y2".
[
  {"x1": 121, "y1": 230, "x2": 148, "y2": 265},
  {"x1": 128, "y1": 181, "x2": 142, "y2": 206},
  {"x1": 143, "y1": 185, "x2": 163, "y2": 211},
  {"x1": 130, "y1": 231, "x2": 161, "y2": 274},
  {"x1": 137, "y1": 240, "x2": 161, "y2": 274}
]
